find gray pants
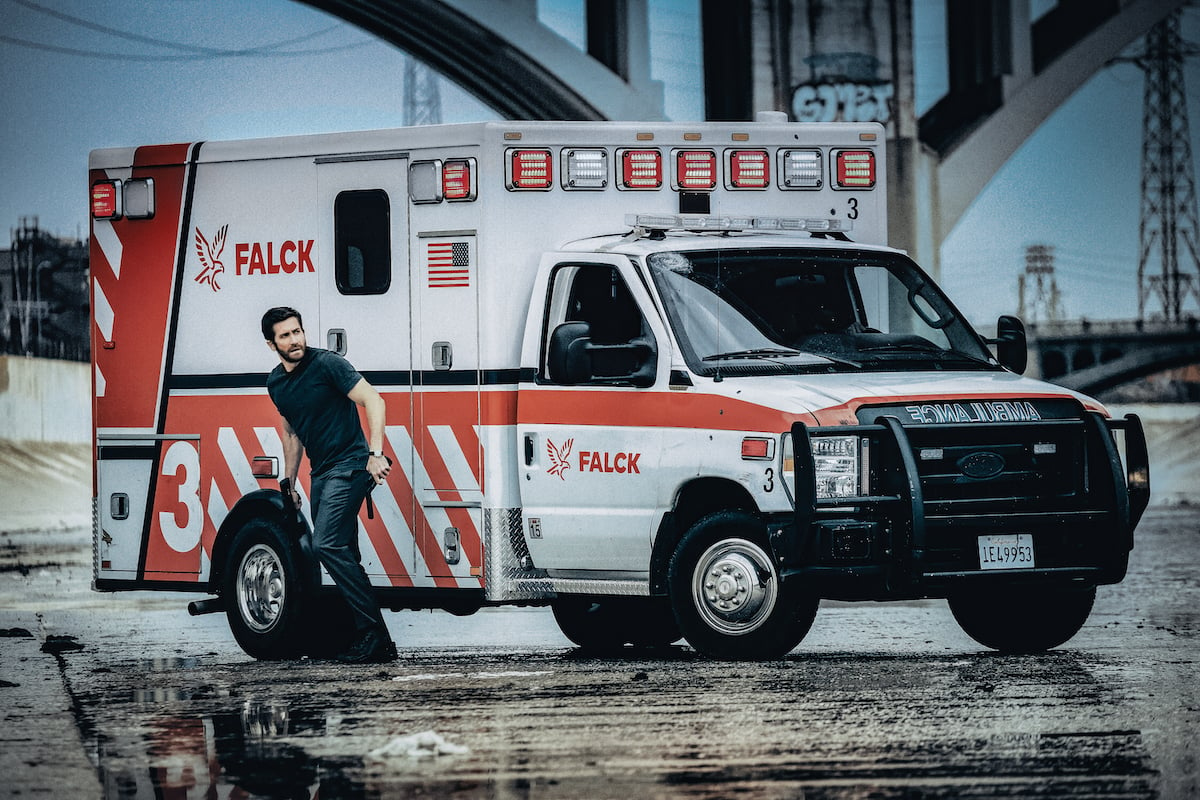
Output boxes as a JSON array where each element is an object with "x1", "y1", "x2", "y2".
[{"x1": 307, "y1": 469, "x2": 384, "y2": 633}]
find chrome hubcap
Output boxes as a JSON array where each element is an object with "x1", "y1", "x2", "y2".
[
  {"x1": 692, "y1": 538, "x2": 777, "y2": 635},
  {"x1": 236, "y1": 543, "x2": 285, "y2": 633}
]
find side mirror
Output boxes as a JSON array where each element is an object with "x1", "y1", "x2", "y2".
[
  {"x1": 547, "y1": 321, "x2": 593, "y2": 384},
  {"x1": 988, "y1": 315, "x2": 1027, "y2": 374},
  {"x1": 546, "y1": 321, "x2": 658, "y2": 387}
]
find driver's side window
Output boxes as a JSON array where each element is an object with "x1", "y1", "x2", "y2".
[{"x1": 542, "y1": 264, "x2": 656, "y2": 385}]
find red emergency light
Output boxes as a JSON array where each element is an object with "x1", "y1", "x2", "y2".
[
  {"x1": 675, "y1": 150, "x2": 717, "y2": 191},
  {"x1": 507, "y1": 149, "x2": 553, "y2": 190},
  {"x1": 91, "y1": 180, "x2": 121, "y2": 220},
  {"x1": 443, "y1": 159, "x2": 476, "y2": 201},
  {"x1": 727, "y1": 150, "x2": 769, "y2": 189},
  {"x1": 618, "y1": 149, "x2": 662, "y2": 190},
  {"x1": 835, "y1": 150, "x2": 876, "y2": 189}
]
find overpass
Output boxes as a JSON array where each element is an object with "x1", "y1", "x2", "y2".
[
  {"x1": 299, "y1": 0, "x2": 1188, "y2": 270},
  {"x1": 1028, "y1": 318, "x2": 1200, "y2": 394}
]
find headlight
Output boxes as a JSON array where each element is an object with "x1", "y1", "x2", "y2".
[
  {"x1": 812, "y1": 436, "x2": 860, "y2": 499},
  {"x1": 781, "y1": 433, "x2": 865, "y2": 502}
]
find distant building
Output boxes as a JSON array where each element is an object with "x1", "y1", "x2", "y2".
[{"x1": 0, "y1": 219, "x2": 89, "y2": 361}]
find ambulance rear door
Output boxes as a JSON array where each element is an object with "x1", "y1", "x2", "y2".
[{"x1": 315, "y1": 154, "x2": 417, "y2": 582}]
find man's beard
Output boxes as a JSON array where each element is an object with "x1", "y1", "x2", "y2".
[{"x1": 279, "y1": 343, "x2": 306, "y2": 363}]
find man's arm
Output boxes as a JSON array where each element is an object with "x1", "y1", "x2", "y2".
[
  {"x1": 280, "y1": 415, "x2": 303, "y2": 509},
  {"x1": 348, "y1": 377, "x2": 391, "y2": 483}
]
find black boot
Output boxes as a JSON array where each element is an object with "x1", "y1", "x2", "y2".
[{"x1": 336, "y1": 627, "x2": 397, "y2": 664}]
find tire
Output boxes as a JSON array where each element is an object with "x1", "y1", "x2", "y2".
[
  {"x1": 668, "y1": 511, "x2": 818, "y2": 660},
  {"x1": 948, "y1": 585, "x2": 1097, "y2": 654},
  {"x1": 223, "y1": 518, "x2": 309, "y2": 660},
  {"x1": 552, "y1": 596, "x2": 682, "y2": 652}
]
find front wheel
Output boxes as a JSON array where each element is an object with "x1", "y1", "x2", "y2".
[
  {"x1": 948, "y1": 585, "x2": 1097, "y2": 653},
  {"x1": 223, "y1": 519, "x2": 308, "y2": 660},
  {"x1": 668, "y1": 511, "x2": 818, "y2": 660}
]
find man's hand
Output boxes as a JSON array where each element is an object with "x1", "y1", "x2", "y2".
[
  {"x1": 278, "y1": 477, "x2": 301, "y2": 510},
  {"x1": 368, "y1": 453, "x2": 391, "y2": 484}
]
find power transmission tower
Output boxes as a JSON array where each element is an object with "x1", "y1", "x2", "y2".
[
  {"x1": 403, "y1": 57, "x2": 442, "y2": 127},
  {"x1": 1128, "y1": 9, "x2": 1200, "y2": 322},
  {"x1": 1018, "y1": 244, "x2": 1063, "y2": 324}
]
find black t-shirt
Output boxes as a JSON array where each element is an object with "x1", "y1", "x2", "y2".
[{"x1": 267, "y1": 347, "x2": 369, "y2": 477}]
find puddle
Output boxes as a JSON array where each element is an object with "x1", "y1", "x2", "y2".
[{"x1": 97, "y1": 701, "x2": 353, "y2": 799}]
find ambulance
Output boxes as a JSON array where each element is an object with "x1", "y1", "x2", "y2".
[{"x1": 88, "y1": 117, "x2": 1150, "y2": 660}]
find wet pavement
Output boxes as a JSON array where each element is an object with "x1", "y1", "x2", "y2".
[{"x1": 1, "y1": 507, "x2": 1197, "y2": 799}]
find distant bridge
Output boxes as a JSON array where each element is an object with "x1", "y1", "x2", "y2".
[{"x1": 1027, "y1": 319, "x2": 1200, "y2": 394}]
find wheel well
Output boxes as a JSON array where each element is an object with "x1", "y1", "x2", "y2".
[
  {"x1": 208, "y1": 490, "x2": 296, "y2": 593},
  {"x1": 649, "y1": 478, "x2": 758, "y2": 595}
]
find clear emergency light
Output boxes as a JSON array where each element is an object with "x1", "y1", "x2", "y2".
[
  {"x1": 506, "y1": 149, "x2": 553, "y2": 190},
  {"x1": 727, "y1": 150, "x2": 769, "y2": 189},
  {"x1": 562, "y1": 149, "x2": 608, "y2": 190},
  {"x1": 780, "y1": 150, "x2": 823, "y2": 189},
  {"x1": 675, "y1": 150, "x2": 717, "y2": 191},
  {"x1": 618, "y1": 149, "x2": 663, "y2": 190},
  {"x1": 91, "y1": 180, "x2": 121, "y2": 220},
  {"x1": 835, "y1": 150, "x2": 876, "y2": 189},
  {"x1": 443, "y1": 159, "x2": 476, "y2": 201}
]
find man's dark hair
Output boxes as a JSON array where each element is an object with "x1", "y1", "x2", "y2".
[{"x1": 262, "y1": 306, "x2": 303, "y2": 341}]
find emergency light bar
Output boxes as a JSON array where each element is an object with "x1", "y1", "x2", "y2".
[{"x1": 625, "y1": 213, "x2": 852, "y2": 234}]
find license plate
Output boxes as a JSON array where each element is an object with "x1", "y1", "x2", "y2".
[{"x1": 977, "y1": 534, "x2": 1035, "y2": 570}]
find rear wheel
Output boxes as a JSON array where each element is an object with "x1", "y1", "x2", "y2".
[
  {"x1": 948, "y1": 585, "x2": 1097, "y2": 653},
  {"x1": 224, "y1": 519, "x2": 308, "y2": 660},
  {"x1": 668, "y1": 511, "x2": 818, "y2": 660},
  {"x1": 552, "y1": 596, "x2": 681, "y2": 652}
]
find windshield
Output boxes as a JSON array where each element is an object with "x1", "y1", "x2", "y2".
[{"x1": 647, "y1": 247, "x2": 996, "y2": 377}]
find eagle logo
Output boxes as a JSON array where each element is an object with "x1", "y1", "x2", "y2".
[
  {"x1": 194, "y1": 224, "x2": 228, "y2": 292},
  {"x1": 546, "y1": 438, "x2": 573, "y2": 480}
]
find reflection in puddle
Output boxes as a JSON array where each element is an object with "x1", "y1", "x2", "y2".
[{"x1": 99, "y1": 701, "x2": 355, "y2": 799}]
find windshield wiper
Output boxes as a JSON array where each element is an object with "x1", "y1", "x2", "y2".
[
  {"x1": 704, "y1": 348, "x2": 805, "y2": 361},
  {"x1": 704, "y1": 348, "x2": 864, "y2": 369},
  {"x1": 858, "y1": 343, "x2": 991, "y2": 366}
]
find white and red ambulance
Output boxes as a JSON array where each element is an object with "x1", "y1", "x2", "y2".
[{"x1": 89, "y1": 118, "x2": 1149, "y2": 660}]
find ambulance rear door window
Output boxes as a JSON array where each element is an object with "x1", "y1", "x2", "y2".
[{"x1": 334, "y1": 189, "x2": 391, "y2": 294}]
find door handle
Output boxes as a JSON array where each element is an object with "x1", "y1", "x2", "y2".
[{"x1": 327, "y1": 328, "x2": 347, "y2": 355}]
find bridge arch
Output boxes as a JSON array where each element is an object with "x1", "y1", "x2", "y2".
[{"x1": 1049, "y1": 339, "x2": 1200, "y2": 395}]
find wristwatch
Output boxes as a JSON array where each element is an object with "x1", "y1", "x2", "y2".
[{"x1": 369, "y1": 450, "x2": 385, "y2": 458}]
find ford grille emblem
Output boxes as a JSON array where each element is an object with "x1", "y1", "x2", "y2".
[{"x1": 958, "y1": 451, "x2": 1005, "y2": 480}]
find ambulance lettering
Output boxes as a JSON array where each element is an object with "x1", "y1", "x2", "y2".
[
  {"x1": 904, "y1": 401, "x2": 1042, "y2": 424},
  {"x1": 235, "y1": 239, "x2": 315, "y2": 275},
  {"x1": 579, "y1": 450, "x2": 641, "y2": 474}
]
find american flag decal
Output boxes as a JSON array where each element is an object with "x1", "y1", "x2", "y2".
[{"x1": 427, "y1": 240, "x2": 471, "y2": 288}]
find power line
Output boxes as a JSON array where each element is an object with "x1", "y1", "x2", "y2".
[
  {"x1": 0, "y1": 32, "x2": 373, "y2": 61},
  {"x1": 1, "y1": 0, "x2": 375, "y2": 61}
]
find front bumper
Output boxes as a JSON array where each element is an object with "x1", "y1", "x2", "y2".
[{"x1": 775, "y1": 413, "x2": 1150, "y2": 600}]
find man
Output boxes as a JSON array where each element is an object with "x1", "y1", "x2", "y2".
[{"x1": 261, "y1": 306, "x2": 397, "y2": 664}]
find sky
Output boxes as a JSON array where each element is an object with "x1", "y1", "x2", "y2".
[{"x1": 2, "y1": 0, "x2": 1199, "y2": 327}]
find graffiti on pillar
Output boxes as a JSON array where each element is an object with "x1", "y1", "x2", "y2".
[
  {"x1": 755, "y1": 0, "x2": 902, "y2": 132},
  {"x1": 792, "y1": 81, "x2": 894, "y2": 124}
]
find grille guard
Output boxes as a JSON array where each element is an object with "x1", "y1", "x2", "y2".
[{"x1": 784, "y1": 412, "x2": 1150, "y2": 593}]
